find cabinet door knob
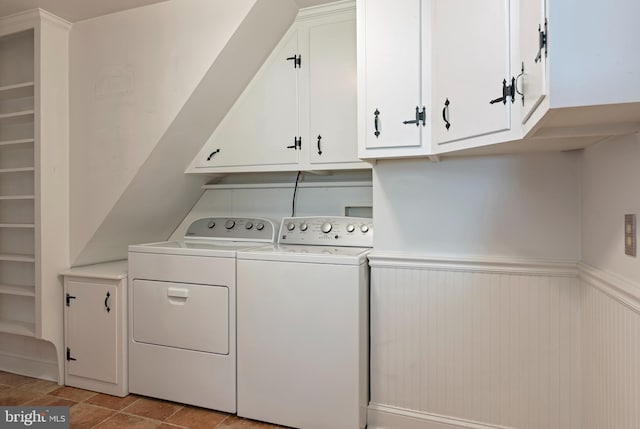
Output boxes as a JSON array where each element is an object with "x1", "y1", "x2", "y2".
[
  {"x1": 442, "y1": 98, "x2": 451, "y2": 130},
  {"x1": 515, "y1": 62, "x2": 525, "y2": 106},
  {"x1": 104, "y1": 292, "x2": 111, "y2": 313},
  {"x1": 374, "y1": 109, "x2": 381, "y2": 138},
  {"x1": 206, "y1": 148, "x2": 220, "y2": 161}
]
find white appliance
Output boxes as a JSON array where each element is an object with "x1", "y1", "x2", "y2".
[
  {"x1": 127, "y1": 217, "x2": 275, "y2": 412},
  {"x1": 237, "y1": 216, "x2": 373, "y2": 429}
]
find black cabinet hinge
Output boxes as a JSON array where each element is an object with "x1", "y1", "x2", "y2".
[
  {"x1": 66, "y1": 347, "x2": 76, "y2": 361},
  {"x1": 286, "y1": 54, "x2": 301, "y2": 68},
  {"x1": 403, "y1": 106, "x2": 427, "y2": 127},
  {"x1": 489, "y1": 77, "x2": 516, "y2": 105},
  {"x1": 287, "y1": 137, "x2": 302, "y2": 150},
  {"x1": 65, "y1": 293, "x2": 76, "y2": 306},
  {"x1": 535, "y1": 18, "x2": 548, "y2": 63}
]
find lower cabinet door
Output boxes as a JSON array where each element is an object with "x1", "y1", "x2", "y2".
[{"x1": 65, "y1": 280, "x2": 118, "y2": 384}]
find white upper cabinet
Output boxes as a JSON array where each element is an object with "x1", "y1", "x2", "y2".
[
  {"x1": 518, "y1": 0, "x2": 640, "y2": 142},
  {"x1": 191, "y1": 29, "x2": 300, "y2": 170},
  {"x1": 189, "y1": 1, "x2": 368, "y2": 174},
  {"x1": 519, "y1": 0, "x2": 547, "y2": 124},
  {"x1": 358, "y1": 0, "x2": 640, "y2": 159},
  {"x1": 357, "y1": 0, "x2": 430, "y2": 158},
  {"x1": 432, "y1": 0, "x2": 513, "y2": 151},
  {"x1": 307, "y1": 17, "x2": 357, "y2": 165}
]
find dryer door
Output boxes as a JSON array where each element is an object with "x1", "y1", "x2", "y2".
[{"x1": 132, "y1": 280, "x2": 229, "y2": 354}]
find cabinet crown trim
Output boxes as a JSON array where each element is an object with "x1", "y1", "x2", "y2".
[{"x1": 296, "y1": 0, "x2": 355, "y2": 22}]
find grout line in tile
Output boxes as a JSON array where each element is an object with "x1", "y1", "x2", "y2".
[
  {"x1": 163, "y1": 404, "x2": 185, "y2": 421},
  {"x1": 215, "y1": 414, "x2": 233, "y2": 428},
  {"x1": 80, "y1": 405, "x2": 116, "y2": 429}
]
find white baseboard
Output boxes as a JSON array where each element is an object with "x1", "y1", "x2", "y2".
[
  {"x1": 0, "y1": 350, "x2": 59, "y2": 383},
  {"x1": 367, "y1": 404, "x2": 516, "y2": 429}
]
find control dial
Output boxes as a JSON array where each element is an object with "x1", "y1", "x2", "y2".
[
  {"x1": 321, "y1": 222, "x2": 333, "y2": 233},
  {"x1": 287, "y1": 222, "x2": 296, "y2": 231},
  {"x1": 300, "y1": 223, "x2": 308, "y2": 232},
  {"x1": 245, "y1": 222, "x2": 253, "y2": 230},
  {"x1": 256, "y1": 223, "x2": 264, "y2": 231},
  {"x1": 207, "y1": 220, "x2": 216, "y2": 229},
  {"x1": 346, "y1": 224, "x2": 355, "y2": 233},
  {"x1": 360, "y1": 224, "x2": 370, "y2": 233},
  {"x1": 225, "y1": 220, "x2": 236, "y2": 229}
]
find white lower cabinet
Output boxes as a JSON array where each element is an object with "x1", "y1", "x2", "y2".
[
  {"x1": 62, "y1": 261, "x2": 128, "y2": 397},
  {"x1": 187, "y1": 1, "x2": 368, "y2": 174}
]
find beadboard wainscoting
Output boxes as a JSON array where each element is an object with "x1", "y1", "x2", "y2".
[
  {"x1": 367, "y1": 253, "x2": 581, "y2": 429},
  {"x1": 580, "y1": 263, "x2": 640, "y2": 429}
]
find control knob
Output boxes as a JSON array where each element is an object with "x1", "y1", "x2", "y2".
[
  {"x1": 225, "y1": 220, "x2": 236, "y2": 229},
  {"x1": 287, "y1": 222, "x2": 296, "y2": 231},
  {"x1": 300, "y1": 223, "x2": 309, "y2": 232},
  {"x1": 360, "y1": 224, "x2": 370, "y2": 233},
  {"x1": 245, "y1": 222, "x2": 253, "y2": 230},
  {"x1": 207, "y1": 220, "x2": 216, "y2": 229},
  {"x1": 346, "y1": 224, "x2": 355, "y2": 233},
  {"x1": 321, "y1": 222, "x2": 333, "y2": 233},
  {"x1": 256, "y1": 223, "x2": 264, "y2": 231}
]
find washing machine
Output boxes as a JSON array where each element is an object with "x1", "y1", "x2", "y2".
[
  {"x1": 127, "y1": 217, "x2": 275, "y2": 412},
  {"x1": 236, "y1": 216, "x2": 373, "y2": 429}
]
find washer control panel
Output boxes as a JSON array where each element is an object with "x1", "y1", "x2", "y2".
[
  {"x1": 278, "y1": 217, "x2": 373, "y2": 247},
  {"x1": 185, "y1": 217, "x2": 275, "y2": 242}
]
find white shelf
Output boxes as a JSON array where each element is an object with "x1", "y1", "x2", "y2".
[
  {"x1": 0, "y1": 110, "x2": 35, "y2": 125},
  {"x1": 0, "y1": 167, "x2": 35, "y2": 174},
  {"x1": 0, "y1": 253, "x2": 35, "y2": 263},
  {"x1": 0, "y1": 284, "x2": 35, "y2": 297},
  {"x1": 0, "y1": 82, "x2": 34, "y2": 100},
  {"x1": 0, "y1": 138, "x2": 34, "y2": 147},
  {"x1": 0, "y1": 223, "x2": 35, "y2": 229},
  {"x1": 0, "y1": 195, "x2": 34, "y2": 201},
  {"x1": 0, "y1": 319, "x2": 35, "y2": 337}
]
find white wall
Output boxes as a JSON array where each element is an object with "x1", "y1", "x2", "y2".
[
  {"x1": 373, "y1": 151, "x2": 582, "y2": 260},
  {"x1": 580, "y1": 133, "x2": 640, "y2": 429},
  {"x1": 169, "y1": 172, "x2": 373, "y2": 240},
  {"x1": 367, "y1": 151, "x2": 583, "y2": 429},
  {"x1": 69, "y1": 0, "x2": 254, "y2": 261},
  {"x1": 582, "y1": 133, "x2": 640, "y2": 282},
  {"x1": 70, "y1": 0, "x2": 299, "y2": 265}
]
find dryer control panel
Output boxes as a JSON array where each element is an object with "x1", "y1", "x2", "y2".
[
  {"x1": 185, "y1": 217, "x2": 275, "y2": 242},
  {"x1": 278, "y1": 217, "x2": 373, "y2": 247}
]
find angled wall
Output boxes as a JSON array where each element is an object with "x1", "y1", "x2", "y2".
[
  {"x1": 70, "y1": 0, "x2": 299, "y2": 265},
  {"x1": 580, "y1": 133, "x2": 640, "y2": 429}
]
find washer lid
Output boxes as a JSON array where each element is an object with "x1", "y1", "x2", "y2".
[
  {"x1": 237, "y1": 244, "x2": 370, "y2": 265},
  {"x1": 128, "y1": 240, "x2": 271, "y2": 257}
]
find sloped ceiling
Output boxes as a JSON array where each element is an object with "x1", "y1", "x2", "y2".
[{"x1": 0, "y1": 0, "x2": 331, "y2": 22}]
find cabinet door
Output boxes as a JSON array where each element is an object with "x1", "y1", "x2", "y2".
[
  {"x1": 65, "y1": 280, "x2": 118, "y2": 384},
  {"x1": 520, "y1": 0, "x2": 547, "y2": 124},
  {"x1": 432, "y1": 0, "x2": 511, "y2": 146},
  {"x1": 308, "y1": 17, "x2": 358, "y2": 165},
  {"x1": 359, "y1": 0, "x2": 426, "y2": 151},
  {"x1": 193, "y1": 29, "x2": 300, "y2": 169}
]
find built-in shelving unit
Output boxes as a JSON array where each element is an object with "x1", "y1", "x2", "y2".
[
  {"x1": 0, "y1": 27, "x2": 37, "y2": 344},
  {"x1": 0, "y1": 9, "x2": 70, "y2": 382}
]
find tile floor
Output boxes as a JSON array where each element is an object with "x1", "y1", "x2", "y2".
[{"x1": 0, "y1": 371, "x2": 286, "y2": 429}]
